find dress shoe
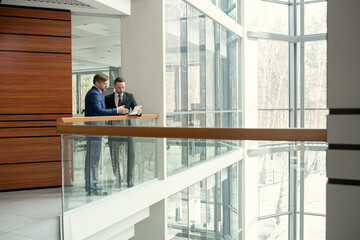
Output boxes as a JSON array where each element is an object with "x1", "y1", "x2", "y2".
[{"x1": 90, "y1": 185, "x2": 102, "y2": 191}]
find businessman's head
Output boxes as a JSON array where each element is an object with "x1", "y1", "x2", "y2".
[
  {"x1": 93, "y1": 73, "x2": 108, "y2": 92},
  {"x1": 114, "y1": 77, "x2": 126, "y2": 95}
]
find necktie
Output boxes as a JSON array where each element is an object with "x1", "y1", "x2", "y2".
[{"x1": 118, "y1": 94, "x2": 122, "y2": 107}]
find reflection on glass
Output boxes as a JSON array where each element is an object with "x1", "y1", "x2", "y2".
[
  {"x1": 165, "y1": 0, "x2": 183, "y2": 113},
  {"x1": 167, "y1": 190, "x2": 189, "y2": 239},
  {"x1": 303, "y1": 149, "x2": 326, "y2": 214},
  {"x1": 164, "y1": 0, "x2": 241, "y2": 174},
  {"x1": 189, "y1": 182, "x2": 207, "y2": 239},
  {"x1": 62, "y1": 132, "x2": 157, "y2": 211},
  {"x1": 258, "y1": 150, "x2": 289, "y2": 217},
  {"x1": 167, "y1": 162, "x2": 241, "y2": 240},
  {"x1": 187, "y1": 5, "x2": 202, "y2": 111},
  {"x1": 206, "y1": 17, "x2": 216, "y2": 111},
  {"x1": 256, "y1": 141, "x2": 327, "y2": 240},
  {"x1": 208, "y1": 0, "x2": 239, "y2": 22},
  {"x1": 167, "y1": 134, "x2": 240, "y2": 176}
]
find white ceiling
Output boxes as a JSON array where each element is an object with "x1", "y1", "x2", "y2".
[
  {"x1": 2, "y1": 0, "x2": 130, "y2": 15},
  {"x1": 2, "y1": 0, "x2": 125, "y2": 73},
  {"x1": 72, "y1": 15, "x2": 121, "y2": 72}
]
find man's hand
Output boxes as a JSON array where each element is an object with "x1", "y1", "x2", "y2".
[
  {"x1": 137, "y1": 106, "x2": 143, "y2": 115},
  {"x1": 117, "y1": 105, "x2": 129, "y2": 114}
]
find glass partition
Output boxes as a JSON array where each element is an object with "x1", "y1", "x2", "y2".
[
  {"x1": 167, "y1": 162, "x2": 241, "y2": 240},
  {"x1": 61, "y1": 118, "x2": 157, "y2": 211},
  {"x1": 60, "y1": 121, "x2": 326, "y2": 239}
]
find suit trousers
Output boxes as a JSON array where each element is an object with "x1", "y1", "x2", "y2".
[
  {"x1": 108, "y1": 137, "x2": 135, "y2": 186},
  {"x1": 85, "y1": 137, "x2": 102, "y2": 189}
]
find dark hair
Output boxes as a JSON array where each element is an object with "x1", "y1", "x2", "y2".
[
  {"x1": 93, "y1": 73, "x2": 108, "y2": 84},
  {"x1": 114, "y1": 77, "x2": 126, "y2": 85}
]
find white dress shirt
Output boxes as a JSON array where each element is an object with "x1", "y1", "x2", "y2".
[{"x1": 115, "y1": 93, "x2": 123, "y2": 107}]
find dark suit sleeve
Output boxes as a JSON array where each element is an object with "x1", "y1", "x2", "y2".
[
  {"x1": 129, "y1": 93, "x2": 138, "y2": 110},
  {"x1": 105, "y1": 94, "x2": 113, "y2": 109}
]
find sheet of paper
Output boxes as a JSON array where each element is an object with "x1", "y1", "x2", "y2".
[{"x1": 127, "y1": 105, "x2": 142, "y2": 115}]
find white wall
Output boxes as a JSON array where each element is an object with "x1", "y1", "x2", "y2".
[{"x1": 121, "y1": 0, "x2": 165, "y2": 126}]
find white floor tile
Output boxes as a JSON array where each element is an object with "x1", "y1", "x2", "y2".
[
  {"x1": 0, "y1": 232, "x2": 33, "y2": 240},
  {"x1": 0, "y1": 197, "x2": 61, "y2": 219},
  {"x1": 0, "y1": 212, "x2": 38, "y2": 232},
  {"x1": 0, "y1": 188, "x2": 61, "y2": 240},
  {"x1": 8, "y1": 218, "x2": 60, "y2": 240}
]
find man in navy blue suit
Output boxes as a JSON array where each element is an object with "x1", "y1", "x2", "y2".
[{"x1": 84, "y1": 73, "x2": 128, "y2": 195}]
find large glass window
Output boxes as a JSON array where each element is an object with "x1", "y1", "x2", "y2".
[
  {"x1": 255, "y1": 0, "x2": 327, "y2": 239},
  {"x1": 258, "y1": 40, "x2": 289, "y2": 128},
  {"x1": 208, "y1": 0, "x2": 240, "y2": 22},
  {"x1": 165, "y1": 0, "x2": 241, "y2": 175},
  {"x1": 304, "y1": 41, "x2": 327, "y2": 128},
  {"x1": 304, "y1": 2, "x2": 327, "y2": 35},
  {"x1": 256, "y1": 1, "x2": 289, "y2": 35}
]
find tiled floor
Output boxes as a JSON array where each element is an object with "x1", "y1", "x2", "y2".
[{"x1": 0, "y1": 188, "x2": 61, "y2": 240}]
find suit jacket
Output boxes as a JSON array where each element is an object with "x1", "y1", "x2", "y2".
[
  {"x1": 85, "y1": 86, "x2": 118, "y2": 117},
  {"x1": 105, "y1": 92, "x2": 138, "y2": 114}
]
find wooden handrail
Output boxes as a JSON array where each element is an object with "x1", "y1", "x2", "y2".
[
  {"x1": 59, "y1": 114, "x2": 160, "y2": 123},
  {"x1": 57, "y1": 115, "x2": 326, "y2": 142}
]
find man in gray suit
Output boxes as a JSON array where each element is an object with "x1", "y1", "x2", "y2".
[{"x1": 105, "y1": 77, "x2": 142, "y2": 188}]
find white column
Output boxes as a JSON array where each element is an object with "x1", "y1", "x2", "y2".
[
  {"x1": 242, "y1": 0, "x2": 260, "y2": 239},
  {"x1": 121, "y1": 0, "x2": 167, "y2": 239},
  {"x1": 131, "y1": 200, "x2": 166, "y2": 240},
  {"x1": 121, "y1": 0, "x2": 165, "y2": 126}
]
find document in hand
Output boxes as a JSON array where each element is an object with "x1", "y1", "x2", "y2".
[{"x1": 128, "y1": 105, "x2": 142, "y2": 115}]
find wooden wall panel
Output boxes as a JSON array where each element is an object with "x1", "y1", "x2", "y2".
[
  {"x1": 0, "y1": 5, "x2": 71, "y2": 20},
  {"x1": 0, "y1": 127, "x2": 58, "y2": 138},
  {"x1": 0, "y1": 137, "x2": 60, "y2": 164},
  {"x1": 0, "y1": 5, "x2": 71, "y2": 190},
  {"x1": 0, "y1": 52, "x2": 72, "y2": 114},
  {"x1": 0, "y1": 114, "x2": 72, "y2": 121},
  {"x1": 0, "y1": 162, "x2": 61, "y2": 190},
  {"x1": 0, "y1": 16, "x2": 71, "y2": 36},
  {"x1": 0, "y1": 34, "x2": 71, "y2": 53},
  {"x1": 0, "y1": 121, "x2": 57, "y2": 128}
]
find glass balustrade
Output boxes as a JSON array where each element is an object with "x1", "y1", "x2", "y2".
[
  {"x1": 61, "y1": 118, "x2": 157, "y2": 211},
  {"x1": 59, "y1": 120, "x2": 326, "y2": 240}
]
